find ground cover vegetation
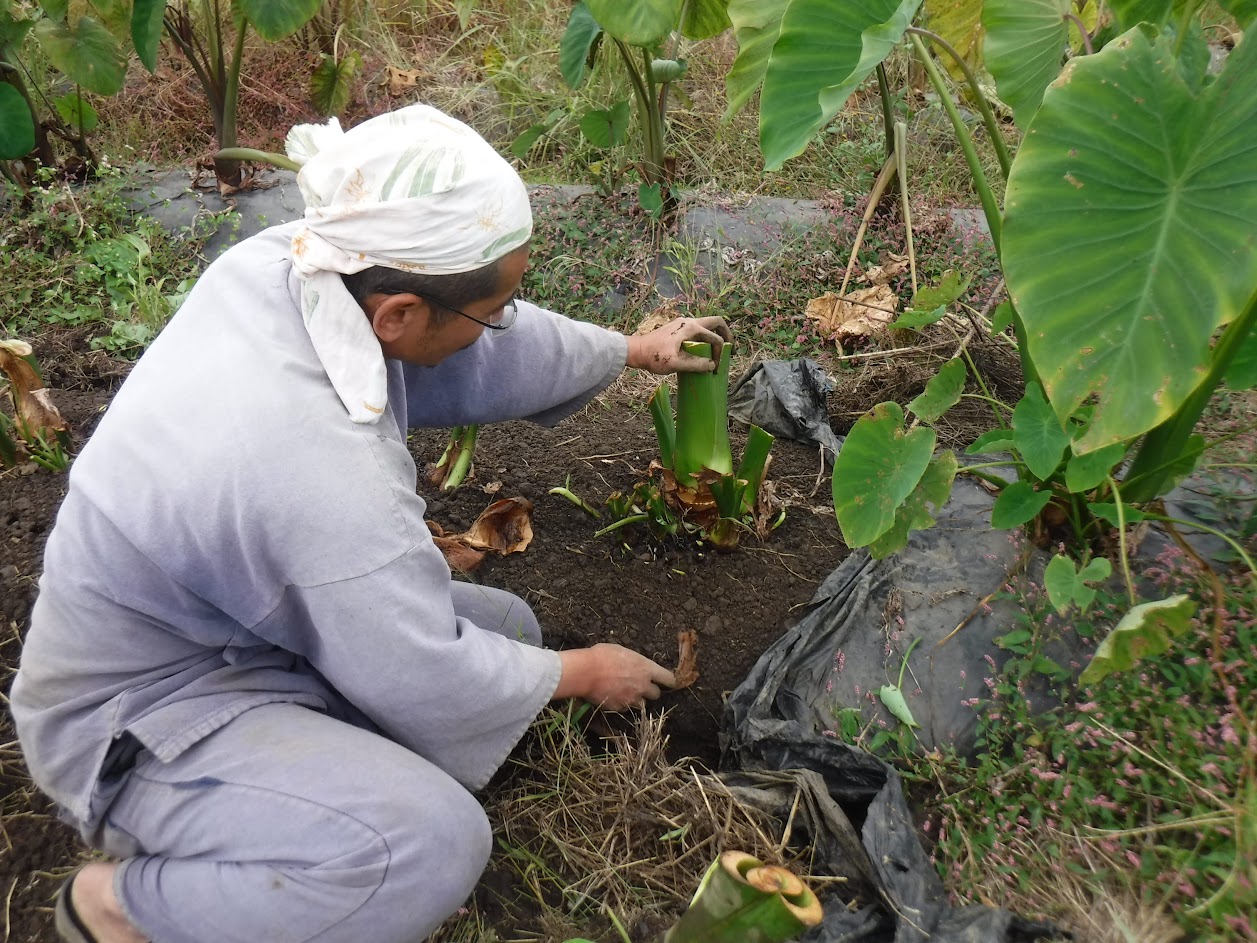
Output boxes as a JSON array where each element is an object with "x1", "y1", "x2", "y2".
[{"x1": 1, "y1": 1, "x2": 1255, "y2": 941}]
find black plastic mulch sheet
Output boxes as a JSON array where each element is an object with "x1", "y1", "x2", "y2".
[
  {"x1": 728, "y1": 359, "x2": 843, "y2": 462},
  {"x1": 720, "y1": 478, "x2": 1067, "y2": 942}
]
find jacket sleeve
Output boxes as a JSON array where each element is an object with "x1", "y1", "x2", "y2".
[
  {"x1": 402, "y1": 301, "x2": 628, "y2": 428},
  {"x1": 249, "y1": 539, "x2": 562, "y2": 791}
]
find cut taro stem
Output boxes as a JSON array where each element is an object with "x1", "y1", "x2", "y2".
[{"x1": 662, "y1": 851, "x2": 823, "y2": 943}]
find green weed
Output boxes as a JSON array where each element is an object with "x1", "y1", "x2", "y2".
[
  {"x1": 0, "y1": 167, "x2": 212, "y2": 353},
  {"x1": 907, "y1": 557, "x2": 1256, "y2": 941}
]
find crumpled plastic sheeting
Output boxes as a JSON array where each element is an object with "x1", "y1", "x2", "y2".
[
  {"x1": 721, "y1": 477, "x2": 1069, "y2": 941},
  {"x1": 728, "y1": 359, "x2": 843, "y2": 463},
  {"x1": 726, "y1": 477, "x2": 1087, "y2": 759},
  {"x1": 718, "y1": 769, "x2": 1059, "y2": 943}
]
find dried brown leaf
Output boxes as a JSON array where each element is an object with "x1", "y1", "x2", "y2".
[
  {"x1": 427, "y1": 498, "x2": 533, "y2": 571},
  {"x1": 386, "y1": 66, "x2": 422, "y2": 96},
  {"x1": 865, "y1": 252, "x2": 909, "y2": 286},
  {"x1": 674, "y1": 629, "x2": 699, "y2": 690},
  {"x1": 0, "y1": 341, "x2": 68, "y2": 438},
  {"x1": 463, "y1": 497, "x2": 534, "y2": 554},
  {"x1": 804, "y1": 285, "x2": 899, "y2": 343},
  {"x1": 432, "y1": 535, "x2": 486, "y2": 573}
]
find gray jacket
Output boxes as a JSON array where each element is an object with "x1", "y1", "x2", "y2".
[{"x1": 12, "y1": 222, "x2": 626, "y2": 833}]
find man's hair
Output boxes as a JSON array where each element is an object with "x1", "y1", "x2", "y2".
[{"x1": 342, "y1": 258, "x2": 502, "y2": 324}]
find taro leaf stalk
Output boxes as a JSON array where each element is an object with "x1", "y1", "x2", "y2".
[
  {"x1": 650, "y1": 342, "x2": 775, "y2": 550},
  {"x1": 427, "y1": 424, "x2": 478, "y2": 491}
]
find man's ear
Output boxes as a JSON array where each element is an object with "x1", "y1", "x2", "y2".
[{"x1": 366, "y1": 293, "x2": 430, "y2": 344}]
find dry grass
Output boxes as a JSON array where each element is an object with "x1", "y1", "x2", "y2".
[
  {"x1": 955, "y1": 824, "x2": 1187, "y2": 943},
  {"x1": 433, "y1": 706, "x2": 807, "y2": 942},
  {"x1": 827, "y1": 323, "x2": 1023, "y2": 450}
]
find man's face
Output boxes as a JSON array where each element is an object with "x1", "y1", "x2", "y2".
[{"x1": 373, "y1": 246, "x2": 530, "y2": 367}]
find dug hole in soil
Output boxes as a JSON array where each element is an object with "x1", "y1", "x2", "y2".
[{"x1": 0, "y1": 327, "x2": 846, "y2": 943}]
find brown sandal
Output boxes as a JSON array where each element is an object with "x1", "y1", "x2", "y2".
[{"x1": 54, "y1": 874, "x2": 99, "y2": 943}]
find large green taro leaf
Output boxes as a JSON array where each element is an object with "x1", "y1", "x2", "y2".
[
  {"x1": 34, "y1": 16, "x2": 126, "y2": 96},
  {"x1": 39, "y1": 0, "x2": 69, "y2": 22},
  {"x1": 922, "y1": 0, "x2": 984, "y2": 82},
  {"x1": 586, "y1": 0, "x2": 680, "y2": 45},
  {"x1": 1003, "y1": 28, "x2": 1257, "y2": 454},
  {"x1": 1218, "y1": 0, "x2": 1257, "y2": 28},
  {"x1": 236, "y1": 0, "x2": 320, "y2": 42},
  {"x1": 560, "y1": 3, "x2": 602, "y2": 88},
  {"x1": 681, "y1": 0, "x2": 731, "y2": 39},
  {"x1": 1227, "y1": 322, "x2": 1257, "y2": 390},
  {"x1": 1011, "y1": 381, "x2": 1070, "y2": 479},
  {"x1": 0, "y1": 10, "x2": 35, "y2": 55},
  {"x1": 832, "y1": 401, "x2": 935, "y2": 548},
  {"x1": 0, "y1": 82, "x2": 35, "y2": 160},
  {"x1": 868, "y1": 451, "x2": 958, "y2": 559},
  {"x1": 759, "y1": 0, "x2": 922, "y2": 171},
  {"x1": 908, "y1": 358, "x2": 966, "y2": 423},
  {"x1": 724, "y1": 0, "x2": 786, "y2": 118},
  {"x1": 982, "y1": 0, "x2": 1069, "y2": 130},
  {"x1": 130, "y1": 0, "x2": 165, "y2": 72},
  {"x1": 1106, "y1": 1, "x2": 1172, "y2": 30}
]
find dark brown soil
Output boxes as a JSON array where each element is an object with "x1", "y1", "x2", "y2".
[
  {"x1": 0, "y1": 328, "x2": 844, "y2": 942},
  {"x1": 1, "y1": 328, "x2": 123, "y2": 943}
]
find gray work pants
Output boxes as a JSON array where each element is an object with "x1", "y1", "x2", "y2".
[{"x1": 94, "y1": 582, "x2": 541, "y2": 943}]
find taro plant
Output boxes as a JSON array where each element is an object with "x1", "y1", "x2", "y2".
[
  {"x1": 308, "y1": 23, "x2": 361, "y2": 119},
  {"x1": 0, "y1": 0, "x2": 324, "y2": 185},
  {"x1": 550, "y1": 0, "x2": 732, "y2": 214},
  {"x1": 427, "y1": 424, "x2": 478, "y2": 491},
  {"x1": 0, "y1": 0, "x2": 130, "y2": 175},
  {"x1": 726, "y1": 0, "x2": 1257, "y2": 652},
  {"x1": 641, "y1": 341, "x2": 777, "y2": 550},
  {"x1": 136, "y1": 0, "x2": 322, "y2": 186}
]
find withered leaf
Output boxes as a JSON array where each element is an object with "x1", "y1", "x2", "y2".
[
  {"x1": 464, "y1": 497, "x2": 534, "y2": 554},
  {"x1": 432, "y1": 536, "x2": 487, "y2": 574},
  {"x1": 386, "y1": 66, "x2": 422, "y2": 96},
  {"x1": 427, "y1": 498, "x2": 533, "y2": 572},
  {"x1": 427, "y1": 438, "x2": 470, "y2": 488},
  {"x1": 674, "y1": 629, "x2": 699, "y2": 690},
  {"x1": 865, "y1": 252, "x2": 909, "y2": 286},
  {"x1": 0, "y1": 341, "x2": 68, "y2": 439},
  {"x1": 804, "y1": 285, "x2": 899, "y2": 344}
]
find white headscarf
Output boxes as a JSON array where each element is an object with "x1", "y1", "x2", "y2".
[{"x1": 285, "y1": 104, "x2": 533, "y2": 423}]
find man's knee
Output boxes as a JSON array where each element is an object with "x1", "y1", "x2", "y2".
[{"x1": 368, "y1": 782, "x2": 493, "y2": 935}]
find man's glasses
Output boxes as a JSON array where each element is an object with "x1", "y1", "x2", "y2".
[{"x1": 409, "y1": 292, "x2": 519, "y2": 331}]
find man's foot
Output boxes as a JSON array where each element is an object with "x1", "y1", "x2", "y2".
[{"x1": 57, "y1": 862, "x2": 148, "y2": 943}]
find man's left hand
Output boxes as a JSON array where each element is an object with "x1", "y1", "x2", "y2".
[{"x1": 626, "y1": 316, "x2": 733, "y2": 375}]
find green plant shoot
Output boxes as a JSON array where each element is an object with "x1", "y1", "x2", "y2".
[{"x1": 647, "y1": 342, "x2": 775, "y2": 550}]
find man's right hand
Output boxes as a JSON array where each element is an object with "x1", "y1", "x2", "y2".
[{"x1": 554, "y1": 643, "x2": 677, "y2": 711}]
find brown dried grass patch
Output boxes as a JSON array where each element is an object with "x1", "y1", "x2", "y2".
[
  {"x1": 958, "y1": 826, "x2": 1186, "y2": 943},
  {"x1": 460, "y1": 707, "x2": 804, "y2": 939},
  {"x1": 827, "y1": 328, "x2": 1023, "y2": 451}
]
